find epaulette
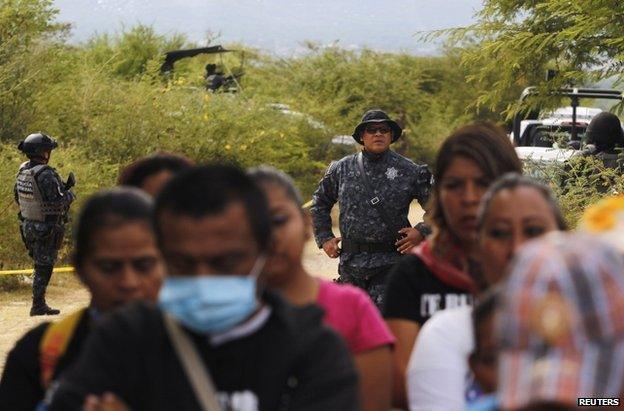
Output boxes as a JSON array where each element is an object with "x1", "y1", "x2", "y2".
[{"x1": 324, "y1": 160, "x2": 340, "y2": 177}]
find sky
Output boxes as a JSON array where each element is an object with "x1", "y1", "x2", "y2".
[{"x1": 53, "y1": 0, "x2": 483, "y2": 55}]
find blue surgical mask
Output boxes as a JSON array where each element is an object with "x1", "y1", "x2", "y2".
[{"x1": 158, "y1": 256, "x2": 266, "y2": 334}]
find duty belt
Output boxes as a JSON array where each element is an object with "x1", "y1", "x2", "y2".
[{"x1": 341, "y1": 239, "x2": 397, "y2": 253}]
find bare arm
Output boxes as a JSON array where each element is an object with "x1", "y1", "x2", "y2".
[
  {"x1": 386, "y1": 319, "x2": 420, "y2": 409},
  {"x1": 354, "y1": 346, "x2": 392, "y2": 411}
]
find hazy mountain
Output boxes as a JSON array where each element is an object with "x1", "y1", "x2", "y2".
[{"x1": 54, "y1": 0, "x2": 482, "y2": 55}]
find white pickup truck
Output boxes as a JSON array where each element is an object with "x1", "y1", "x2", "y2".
[{"x1": 511, "y1": 106, "x2": 602, "y2": 148}]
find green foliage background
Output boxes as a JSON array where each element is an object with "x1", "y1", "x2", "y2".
[
  {"x1": 0, "y1": 0, "x2": 521, "y2": 269},
  {"x1": 2, "y1": 0, "x2": 618, "y2": 272},
  {"x1": 437, "y1": 0, "x2": 624, "y2": 117}
]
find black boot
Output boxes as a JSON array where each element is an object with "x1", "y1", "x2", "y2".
[
  {"x1": 31, "y1": 265, "x2": 60, "y2": 316},
  {"x1": 30, "y1": 296, "x2": 60, "y2": 316}
]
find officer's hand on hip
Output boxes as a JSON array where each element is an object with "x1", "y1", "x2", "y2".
[
  {"x1": 322, "y1": 237, "x2": 342, "y2": 258},
  {"x1": 396, "y1": 227, "x2": 424, "y2": 254}
]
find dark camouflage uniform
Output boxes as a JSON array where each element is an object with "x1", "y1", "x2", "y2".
[
  {"x1": 311, "y1": 150, "x2": 432, "y2": 308},
  {"x1": 14, "y1": 161, "x2": 74, "y2": 302}
]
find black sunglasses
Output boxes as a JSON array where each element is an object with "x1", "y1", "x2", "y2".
[{"x1": 364, "y1": 125, "x2": 392, "y2": 134}]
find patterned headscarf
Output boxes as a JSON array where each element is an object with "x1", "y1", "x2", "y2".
[{"x1": 498, "y1": 232, "x2": 624, "y2": 410}]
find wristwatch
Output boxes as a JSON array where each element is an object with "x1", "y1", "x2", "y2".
[{"x1": 415, "y1": 222, "x2": 432, "y2": 238}]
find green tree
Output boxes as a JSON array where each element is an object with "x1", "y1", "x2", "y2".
[
  {"x1": 442, "y1": 0, "x2": 624, "y2": 117},
  {"x1": 0, "y1": 0, "x2": 67, "y2": 139},
  {"x1": 244, "y1": 47, "x2": 455, "y2": 162},
  {"x1": 83, "y1": 25, "x2": 188, "y2": 78}
]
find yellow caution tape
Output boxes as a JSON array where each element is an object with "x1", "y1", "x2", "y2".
[{"x1": 0, "y1": 266, "x2": 74, "y2": 276}]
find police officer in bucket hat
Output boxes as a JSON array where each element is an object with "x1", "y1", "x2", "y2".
[{"x1": 311, "y1": 109, "x2": 432, "y2": 308}]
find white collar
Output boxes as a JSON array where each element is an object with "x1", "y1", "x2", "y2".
[{"x1": 209, "y1": 305, "x2": 272, "y2": 346}]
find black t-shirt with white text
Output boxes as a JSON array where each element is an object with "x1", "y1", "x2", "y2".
[{"x1": 383, "y1": 255, "x2": 473, "y2": 325}]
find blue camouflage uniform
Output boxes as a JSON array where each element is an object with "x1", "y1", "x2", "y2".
[
  {"x1": 311, "y1": 149, "x2": 432, "y2": 307},
  {"x1": 14, "y1": 160, "x2": 74, "y2": 311}
]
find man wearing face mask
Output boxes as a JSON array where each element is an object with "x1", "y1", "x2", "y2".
[{"x1": 49, "y1": 165, "x2": 358, "y2": 411}]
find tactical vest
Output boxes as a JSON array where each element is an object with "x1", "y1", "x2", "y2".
[{"x1": 16, "y1": 163, "x2": 65, "y2": 222}]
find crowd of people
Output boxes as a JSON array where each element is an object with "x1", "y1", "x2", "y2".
[{"x1": 1, "y1": 109, "x2": 624, "y2": 411}]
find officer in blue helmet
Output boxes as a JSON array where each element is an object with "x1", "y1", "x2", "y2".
[
  {"x1": 14, "y1": 133, "x2": 75, "y2": 316},
  {"x1": 311, "y1": 109, "x2": 432, "y2": 309}
]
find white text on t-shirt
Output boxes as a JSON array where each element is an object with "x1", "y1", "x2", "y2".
[{"x1": 420, "y1": 293, "x2": 472, "y2": 318}]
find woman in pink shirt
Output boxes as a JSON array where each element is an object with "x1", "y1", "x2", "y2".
[{"x1": 249, "y1": 165, "x2": 395, "y2": 411}]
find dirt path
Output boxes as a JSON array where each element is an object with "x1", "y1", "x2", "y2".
[
  {"x1": 0, "y1": 273, "x2": 90, "y2": 370},
  {"x1": 0, "y1": 203, "x2": 424, "y2": 372}
]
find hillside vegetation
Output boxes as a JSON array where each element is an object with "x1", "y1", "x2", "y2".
[{"x1": 0, "y1": 0, "x2": 615, "y2": 272}]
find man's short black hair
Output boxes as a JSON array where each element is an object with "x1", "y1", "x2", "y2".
[{"x1": 154, "y1": 164, "x2": 272, "y2": 251}]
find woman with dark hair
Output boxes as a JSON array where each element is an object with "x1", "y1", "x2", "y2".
[
  {"x1": 382, "y1": 122, "x2": 523, "y2": 408},
  {"x1": 117, "y1": 151, "x2": 194, "y2": 197},
  {"x1": 248, "y1": 165, "x2": 394, "y2": 411},
  {"x1": 407, "y1": 173, "x2": 565, "y2": 411},
  {"x1": 0, "y1": 187, "x2": 164, "y2": 410}
]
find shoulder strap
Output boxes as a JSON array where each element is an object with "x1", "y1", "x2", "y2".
[
  {"x1": 30, "y1": 164, "x2": 49, "y2": 178},
  {"x1": 18, "y1": 161, "x2": 29, "y2": 172},
  {"x1": 39, "y1": 308, "x2": 88, "y2": 389},
  {"x1": 356, "y1": 152, "x2": 399, "y2": 235},
  {"x1": 163, "y1": 314, "x2": 224, "y2": 411}
]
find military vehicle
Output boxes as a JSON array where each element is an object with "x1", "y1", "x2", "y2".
[
  {"x1": 160, "y1": 45, "x2": 245, "y2": 92},
  {"x1": 511, "y1": 87, "x2": 623, "y2": 148},
  {"x1": 511, "y1": 87, "x2": 623, "y2": 180}
]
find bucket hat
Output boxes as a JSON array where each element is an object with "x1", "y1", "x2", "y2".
[{"x1": 352, "y1": 109, "x2": 402, "y2": 145}]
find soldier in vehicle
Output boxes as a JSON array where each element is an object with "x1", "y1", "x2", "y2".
[
  {"x1": 561, "y1": 112, "x2": 624, "y2": 193},
  {"x1": 582, "y1": 111, "x2": 624, "y2": 169},
  {"x1": 311, "y1": 109, "x2": 432, "y2": 309},
  {"x1": 205, "y1": 63, "x2": 226, "y2": 92},
  {"x1": 14, "y1": 133, "x2": 75, "y2": 316}
]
